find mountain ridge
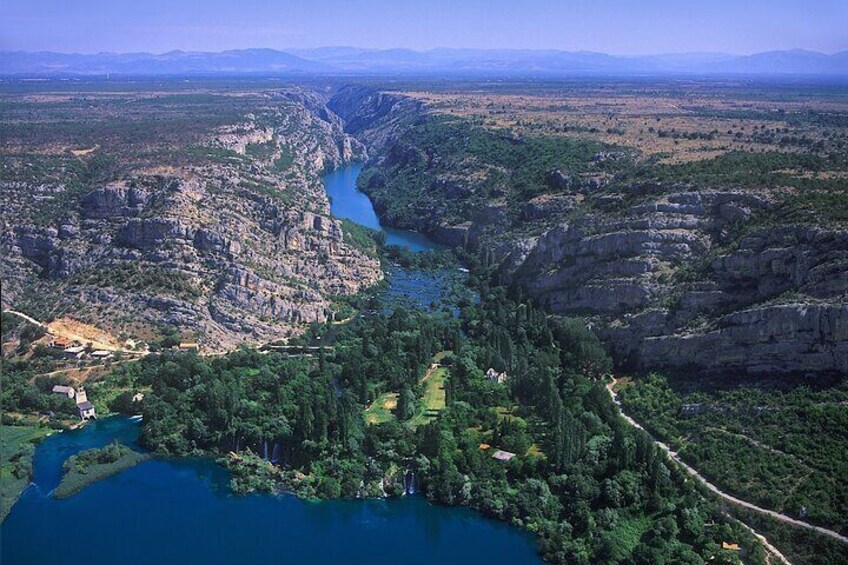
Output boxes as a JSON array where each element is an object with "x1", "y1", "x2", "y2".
[{"x1": 3, "y1": 47, "x2": 848, "y2": 76}]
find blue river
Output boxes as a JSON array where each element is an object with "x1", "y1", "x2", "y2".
[
  {"x1": 324, "y1": 163, "x2": 446, "y2": 252},
  {"x1": 0, "y1": 165, "x2": 540, "y2": 564}
]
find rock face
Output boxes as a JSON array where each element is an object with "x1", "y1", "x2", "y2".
[
  {"x1": 519, "y1": 211, "x2": 848, "y2": 376},
  {"x1": 1, "y1": 89, "x2": 382, "y2": 350},
  {"x1": 639, "y1": 304, "x2": 848, "y2": 376},
  {"x1": 330, "y1": 86, "x2": 848, "y2": 378},
  {"x1": 81, "y1": 185, "x2": 150, "y2": 219},
  {"x1": 328, "y1": 86, "x2": 427, "y2": 158}
]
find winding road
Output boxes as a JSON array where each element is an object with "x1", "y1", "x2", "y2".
[{"x1": 606, "y1": 378, "x2": 848, "y2": 560}]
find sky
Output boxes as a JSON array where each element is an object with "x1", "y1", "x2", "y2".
[{"x1": 2, "y1": 0, "x2": 846, "y2": 55}]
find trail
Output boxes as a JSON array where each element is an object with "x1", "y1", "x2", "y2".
[
  {"x1": 4, "y1": 309, "x2": 46, "y2": 328},
  {"x1": 606, "y1": 378, "x2": 848, "y2": 557}
]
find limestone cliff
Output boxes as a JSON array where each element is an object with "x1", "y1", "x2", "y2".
[
  {"x1": 328, "y1": 86, "x2": 848, "y2": 378},
  {"x1": 1, "y1": 88, "x2": 382, "y2": 350}
]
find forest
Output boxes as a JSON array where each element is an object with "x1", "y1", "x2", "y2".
[
  {"x1": 107, "y1": 281, "x2": 765, "y2": 564},
  {"x1": 617, "y1": 373, "x2": 848, "y2": 537}
]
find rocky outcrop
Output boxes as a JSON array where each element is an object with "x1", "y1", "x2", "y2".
[
  {"x1": 1, "y1": 90, "x2": 382, "y2": 350},
  {"x1": 511, "y1": 195, "x2": 848, "y2": 376},
  {"x1": 639, "y1": 303, "x2": 848, "y2": 376},
  {"x1": 117, "y1": 218, "x2": 195, "y2": 250},
  {"x1": 81, "y1": 185, "x2": 150, "y2": 219},
  {"x1": 329, "y1": 86, "x2": 847, "y2": 378}
]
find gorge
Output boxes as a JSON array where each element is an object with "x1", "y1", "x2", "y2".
[{"x1": 2, "y1": 77, "x2": 846, "y2": 565}]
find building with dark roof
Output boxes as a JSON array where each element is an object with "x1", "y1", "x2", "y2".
[{"x1": 77, "y1": 401, "x2": 96, "y2": 421}]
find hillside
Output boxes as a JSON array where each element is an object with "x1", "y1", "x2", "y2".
[
  {"x1": 0, "y1": 83, "x2": 382, "y2": 350},
  {"x1": 329, "y1": 81, "x2": 848, "y2": 377}
]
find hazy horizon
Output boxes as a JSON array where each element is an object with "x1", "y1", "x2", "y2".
[
  {"x1": 3, "y1": 45, "x2": 847, "y2": 57},
  {"x1": 2, "y1": 0, "x2": 847, "y2": 56}
]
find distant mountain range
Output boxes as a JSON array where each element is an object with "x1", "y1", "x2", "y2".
[{"x1": 2, "y1": 47, "x2": 847, "y2": 77}]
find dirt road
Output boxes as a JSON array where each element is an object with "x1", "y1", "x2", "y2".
[{"x1": 606, "y1": 378, "x2": 848, "y2": 560}]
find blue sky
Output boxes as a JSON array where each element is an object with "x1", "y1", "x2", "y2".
[{"x1": 2, "y1": 0, "x2": 846, "y2": 55}]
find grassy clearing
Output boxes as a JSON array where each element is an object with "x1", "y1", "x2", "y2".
[
  {"x1": 409, "y1": 366, "x2": 447, "y2": 429},
  {"x1": 1, "y1": 425, "x2": 53, "y2": 521},
  {"x1": 526, "y1": 443, "x2": 545, "y2": 458},
  {"x1": 364, "y1": 354, "x2": 452, "y2": 428},
  {"x1": 364, "y1": 392, "x2": 398, "y2": 425},
  {"x1": 493, "y1": 405, "x2": 519, "y2": 423}
]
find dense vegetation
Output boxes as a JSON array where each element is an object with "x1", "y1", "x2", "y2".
[
  {"x1": 0, "y1": 358, "x2": 79, "y2": 422},
  {"x1": 617, "y1": 373, "x2": 848, "y2": 535},
  {"x1": 358, "y1": 115, "x2": 615, "y2": 231},
  {"x1": 728, "y1": 506, "x2": 848, "y2": 565},
  {"x1": 54, "y1": 441, "x2": 151, "y2": 499},
  {"x1": 1, "y1": 316, "x2": 80, "y2": 426},
  {"x1": 118, "y1": 281, "x2": 764, "y2": 563},
  {"x1": 0, "y1": 425, "x2": 52, "y2": 521}
]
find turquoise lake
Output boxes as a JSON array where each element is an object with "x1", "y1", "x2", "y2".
[{"x1": 0, "y1": 165, "x2": 540, "y2": 564}]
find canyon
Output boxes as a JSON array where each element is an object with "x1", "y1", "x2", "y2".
[{"x1": 329, "y1": 83, "x2": 848, "y2": 378}]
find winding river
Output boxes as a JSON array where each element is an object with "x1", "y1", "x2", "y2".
[
  {"x1": 324, "y1": 163, "x2": 445, "y2": 252},
  {"x1": 0, "y1": 166, "x2": 540, "y2": 565},
  {"x1": 326, "y1": 163, "x2": 467, "y2": 312}
]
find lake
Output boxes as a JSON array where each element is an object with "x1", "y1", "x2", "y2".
[{"x1": 1, "y1": 418, "x2": 541, "y2": 565}]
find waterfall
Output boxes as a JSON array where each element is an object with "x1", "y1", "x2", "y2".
[
  {"x1": 235, "y1": 437, "x2": 240, "y2": 453},
  {"x1": 263, "y1": 440, "x2": 269, "y2": 460},
  {"x1": 404, "y1": 470, "x2": 417, "y2": 495},
  {"x1": 271, "y1": 442, "x2": 281, "y2": 463}
]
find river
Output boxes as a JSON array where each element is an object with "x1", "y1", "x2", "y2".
[
  {"x1": 0, "y1": 165, "x2": 540, "y2": 564},
  {"x1": 324, "y1": 163, "x2": 446, "y2": 252},
  {"x1": 326, "y1": 162, "x2": 469, "y2": 312}
]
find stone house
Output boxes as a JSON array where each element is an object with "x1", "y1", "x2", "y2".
[
  {"x1": 77, "y1": 401, "x2": 96, "y2": 421},
  {"x1": 63, "y1": 345, "x2": 86, "y2": 359},
  {"x1": 52, "y1": 385, "x2": 76, "y2": 399}
]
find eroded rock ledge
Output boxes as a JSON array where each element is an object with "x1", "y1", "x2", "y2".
[
  {"x1": 329, "y1": 85, "x2": 847, "y2": 377},
  {"x1": 1, "y1": 89, "x2": 382, "y2": 349}
]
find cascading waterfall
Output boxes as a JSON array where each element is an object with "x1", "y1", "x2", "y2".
[
  {"x1": 263, "y1": 440, "x2": 269, "y2": 460},
  {"x1": 271, "y1": 442, "x2": 281, "y2": 463},
  {"x1": 405, "y1": 470, "x2": 417, "y2": 495}
]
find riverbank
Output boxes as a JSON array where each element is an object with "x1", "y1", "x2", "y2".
[{"x1": 0, "y1": 426, "x2": 54, "y2": 522}]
